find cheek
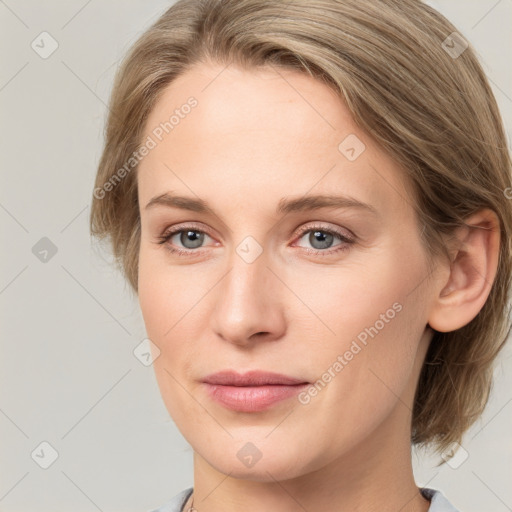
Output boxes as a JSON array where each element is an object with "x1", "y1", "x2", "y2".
[
  {"x1": 138, "y1": 254, "x2": 168, "y2": 340},
  {"x1": 288, "y1": 244, "x2": 428, "y2": 398},
  {"x1": 138, "y1": 250, "x2": 201, "y2": 423},
  {"x1": 137, "y1": 244, "x2": 216, "y2": 379},
  {"x1": 288, "y1": 250, "x2": 419, "y2": 346},
  {"x1": 137, "y1": 245, "x2": 200, "y2": 339}
]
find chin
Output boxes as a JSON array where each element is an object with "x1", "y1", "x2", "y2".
[
  {"x1": 194, "y1": 436, "x2": 319, "y2": 482},
  {"x1": 207, "y1": 455, "x2": 307, "y2": 482}
]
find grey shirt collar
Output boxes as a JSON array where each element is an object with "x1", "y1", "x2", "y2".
[{"x1": 150, "y1": 486, "x2": 460, "y2": 512}]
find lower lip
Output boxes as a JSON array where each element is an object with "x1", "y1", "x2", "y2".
[{"x1": 203, "y1": 383, "x2": 309, "y2": 412}]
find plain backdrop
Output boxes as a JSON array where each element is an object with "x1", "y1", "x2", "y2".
[{"x1": 1, "y1": 1, "x2": 511, "y2": 511}]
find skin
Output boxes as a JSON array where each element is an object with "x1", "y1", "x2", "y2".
[{"x1": 136, "y1": 62, "x2": 500, "y2": 512}]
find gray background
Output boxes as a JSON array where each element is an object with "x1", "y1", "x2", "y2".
[{"x1": 0, "y1": 1, "x2": 511, "y2": 511}]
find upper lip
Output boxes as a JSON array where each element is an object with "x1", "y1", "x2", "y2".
[{"x1": 202, "y1": 370, "x2": 308, "y2": 386}]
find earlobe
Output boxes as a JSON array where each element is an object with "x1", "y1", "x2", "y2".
[{"x1": 427, "y1": 208, "x2": 500, "y2": 333}]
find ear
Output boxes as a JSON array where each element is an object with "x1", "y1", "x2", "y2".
[{"x1": 427, "y1": 208, "x2": 500, "y2": 333}]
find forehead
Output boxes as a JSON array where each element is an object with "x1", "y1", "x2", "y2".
[{"x1": 137, "y1": 62, "x2": 411, "y2": 220}]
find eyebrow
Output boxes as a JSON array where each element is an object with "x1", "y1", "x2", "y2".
[{"x1": 144, "y1": 192, "x2": 379, "y2": 216}]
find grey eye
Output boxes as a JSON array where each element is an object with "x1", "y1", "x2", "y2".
[
  {"x1": 300, "y1": 230, "x2": 336, "y2": 250},
  {"x1": 177, "y1": 230, "x2": 205, "y2": 249},
  {"x1": 311, "y1": 230, "x2": 334, "y2": 249}
]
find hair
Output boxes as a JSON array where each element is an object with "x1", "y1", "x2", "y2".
[{"x1": 90, "y1": 0, "x2": 512, "y2": 459}]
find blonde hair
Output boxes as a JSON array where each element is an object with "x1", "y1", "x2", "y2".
[{"x1": 90, "y1": 0, "x2": 512, "y2": 458}]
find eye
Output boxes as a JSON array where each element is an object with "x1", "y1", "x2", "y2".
[
  {"x1": 155, "y1": 223, "x2": 215, "y2": 256},
  {"x1": 170, "y1": 229, "x2": 207, "y2": 249},
  {"x1": 293, "y1": 224, "x2": 355, "y2": 255}
]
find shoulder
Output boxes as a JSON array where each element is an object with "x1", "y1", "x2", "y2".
[
  {"x1": 147, "y1": 487, "x2": 193, "y2": 512},
  {"x1": 421, "y1": 487, "x2": 461, "y2": 512}
]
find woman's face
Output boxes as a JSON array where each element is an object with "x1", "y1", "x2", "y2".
[{"x1": 137, "y1": 62, "x2": 438, "y2": 480}]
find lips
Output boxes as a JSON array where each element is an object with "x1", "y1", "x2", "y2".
[
  {"x1": 202, "y1": 370, "x2": 307, "y2": 386},
  {"x1": 202, "y1": 370, "x2": 309, "y2": 412}
]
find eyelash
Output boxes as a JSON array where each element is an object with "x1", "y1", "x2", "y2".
[{"x1": 154, "y1": 222, "x2": 355, "y2": 257}]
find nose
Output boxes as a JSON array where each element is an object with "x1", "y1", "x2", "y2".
[{"x1": 210, "y1": 248, "x2": 287, "y2": 347}]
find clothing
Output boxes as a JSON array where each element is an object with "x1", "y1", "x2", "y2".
[{"x1": 149, "y1": 486, "x2": 460, "y2": 511}]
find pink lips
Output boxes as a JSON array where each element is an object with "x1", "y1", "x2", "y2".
[{"x1": 202, "y1": 370, "x2": 309, "y2": 412}]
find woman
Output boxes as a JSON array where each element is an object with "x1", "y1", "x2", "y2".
[{"x1": 90, "y1": 0, "x2": 512, "y2": 510}]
